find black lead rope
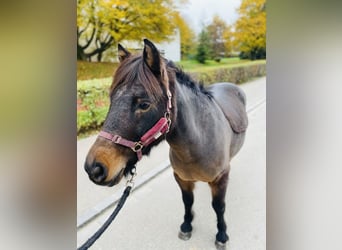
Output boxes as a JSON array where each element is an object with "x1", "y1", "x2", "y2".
[{"x1": 78, "y1": 169, "x2": 136, "y2": 250}]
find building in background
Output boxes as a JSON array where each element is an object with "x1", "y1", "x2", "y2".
[{"x1": 99, "y1": 29, "x2": 181, "y2": 63}]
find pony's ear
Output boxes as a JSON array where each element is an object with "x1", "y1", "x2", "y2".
[
  {"x1": 118, "y1": 43, "x2": 131, "y2": 62},
  {"x1": 143, "y1": 38, "x2": 161, "y2": 75}
]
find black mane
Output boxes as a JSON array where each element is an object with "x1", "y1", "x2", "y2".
[{"x1": 166, "y1": 60, "x2": 213, "y2": 99}]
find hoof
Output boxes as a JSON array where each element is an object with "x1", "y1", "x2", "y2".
[
  {"x1": 178, "y1": 231, "x2": 192, "y2": 240},
  {"x1": 215, "y1": 240, "x2": 227, "y2": 250}
]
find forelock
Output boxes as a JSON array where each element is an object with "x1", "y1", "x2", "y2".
[{"x1": 109, "y1": 55, "x2": 164, "y2": 102}]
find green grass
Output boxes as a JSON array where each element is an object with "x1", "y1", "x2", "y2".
[
  {"x1": 77, "y1": 57, "x2": 266, "y2": 81},
  {"x1": 178, "y1": 57, "x2": 242, "y2": 69},
  {"x1": 177, "y1": 58, "x2": 266, "y2": 72},
  {"x1": 77, "y1": 61, "x2": 118, "y2": 80}
]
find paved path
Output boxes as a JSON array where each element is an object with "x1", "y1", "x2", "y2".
[{"x1": 77, "y1": 77, "x2": 266, "y2": 249}]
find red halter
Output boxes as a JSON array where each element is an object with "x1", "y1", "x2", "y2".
[{"x1": 98, "y1": 90, "x2": 172, "y2": 161}]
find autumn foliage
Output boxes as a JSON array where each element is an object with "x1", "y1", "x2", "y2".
[
  {"x1": 234, "y1": 0, "x2": 266, "y2": 60},
  {"x1": 77, "y1": 0, "x2": 266, "y2": 62},
  {"x1": 206, "y1": 15, "x2": 231, "y2": 60},
  {"x1": 77, "y1": 0, "x2": 180, "y2": 61},
  {"x1": 174, "y1": 13, "x2": 196, "y2": 59}
]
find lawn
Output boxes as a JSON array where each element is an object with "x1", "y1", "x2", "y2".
[
  {"x1": 77, "y1": 61, "x2": 119, "y2": 80},
  {"x1": 77, "y1": 57, "x2": 266, "y2": 81},
  {"x1": 177, "y1": 58, "x2": 266, "y2": 72}
]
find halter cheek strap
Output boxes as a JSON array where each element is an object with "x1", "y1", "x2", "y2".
[{"x1": 98, "y1": 90, "x2": 172, "y2": 161}]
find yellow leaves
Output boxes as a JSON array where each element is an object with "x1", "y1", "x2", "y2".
[
  {"x1": 78, "y1": 0, "x2": 178, "y2": 44},
  {"x1": 173, "y1": 13, "x2": 196, "y2": 57},
  {"x1": 234, "y1": 0, "x2": 266, "y2": 53},
  {"x1": 205, "y1": 15, "x2": 231, "y2": 57},
  {"x1": 223, "y1": 27, "x2": 233, "y2": 53}
]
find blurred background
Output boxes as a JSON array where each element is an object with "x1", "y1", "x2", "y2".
[{"x1": 0, "y1": 0, "x2": 342, "y2": 249}]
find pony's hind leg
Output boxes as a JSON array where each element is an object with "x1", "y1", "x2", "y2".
[
  {"x1": 174, "y1": 172, "x2": 195, "y2": 240},
  {"x1": 209, "y1": 169, "x2": 229, "y2": 249}
]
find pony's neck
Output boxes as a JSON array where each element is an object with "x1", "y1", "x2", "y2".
[
  {"x1": 166, "y1": 80, "x2": 214, "y2": 149},
  {"x1": 164, "y1": 76, "x2": 232, "y2": 181}
]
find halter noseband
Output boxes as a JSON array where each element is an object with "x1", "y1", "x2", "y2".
[{"x1": 98, "y1": 90, "x2": 172, "y2": 161}]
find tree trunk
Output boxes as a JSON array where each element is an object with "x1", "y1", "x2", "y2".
[
  {"x1": 77, "y1": 44, "x2": 88, "y2": 61},
  {"x1": 77, "y1": 29, "x2": 114, "y2": 61},
  {"x1": 97, "y1": 51, "x2": 103, "y2": 62}
]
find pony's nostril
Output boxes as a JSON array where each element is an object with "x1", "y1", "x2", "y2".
[
  {"x1": 93, "y1": 166, "x2": 102, "y2": 176},
  {"x1": 91, "y1": 162, "x2": 107, "y2": 183}
]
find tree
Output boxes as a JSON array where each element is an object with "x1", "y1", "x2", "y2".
[
  {"x1": 196, "y1": 29, "x2": 210, "y2": 64},
  {"x1": 174, "y1": 13, "x2": 196, "y2": 59},
  {"x1": 222, "y1": 25, "x2": 234, "y2": 57},
  {"x1": 234, "y1": 0, "x2": 266, "y2": 60},
  {"x1": 77, "y1": 0, "x2": 180, "y2": 61},
  {"x1": 206, "y1": 15, "x2": 230, "y2": 60}
]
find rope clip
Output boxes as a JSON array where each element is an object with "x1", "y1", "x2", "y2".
[{"x1": 126, "y1": 166, "x2": 137, "y2": 189}]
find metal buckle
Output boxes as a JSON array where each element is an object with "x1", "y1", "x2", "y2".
[
  {"x1": 113, "y1": 135, "x2": 122, "y2": 143},
  {"x1": 167, "y1": 90, "x2": 172, "y2": 109},
  {"x1": 132, "y1": 142, "x2": 143, "y2": 152},
  {"x1": 164, "y1": 112, "x2": 171, "y2": 133}
]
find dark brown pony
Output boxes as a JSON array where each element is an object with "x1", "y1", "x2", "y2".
[{"x1": 84, "y1": 39, "x2": 248, "y2": 249}]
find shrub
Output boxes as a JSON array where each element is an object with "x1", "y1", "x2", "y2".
[
  {"x1": 189, "y1": 62, "x2": 266, "y2": 84},
  {"x1": 77, "y1": 107, "x2": 109, "y2": 135},
  {"x1": 77, "y1": 78, "x2": 111, "y2": 135},
  {"x1": 196, "y1": 29, "x2": 211, "y2": 64},
  {"x1": 196, "y1": 45, "x2": 208, "y2": 64},
  {"x1": 239, "y1": 48, "x2": 266, "y2": 60}
]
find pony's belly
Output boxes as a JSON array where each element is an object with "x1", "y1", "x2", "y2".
[{"x1": 171, "y1": 163, "x2": 225, "y2": 182}]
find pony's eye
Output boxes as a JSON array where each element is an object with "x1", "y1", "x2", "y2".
[{"x1": 138, "y1": 102, "x2": 150, "y2": 110}]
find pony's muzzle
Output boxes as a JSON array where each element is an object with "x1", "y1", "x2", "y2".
[
  {"x1": 84, "y1": 137, "x2": 130, "y2": 186},
  {"x1": 84, "y1": 161, "x2": 108, "y2": 184}
]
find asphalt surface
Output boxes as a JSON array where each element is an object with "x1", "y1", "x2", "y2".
[{"x1": 77, "y1": 77, "x2": 266, "y2": 250}]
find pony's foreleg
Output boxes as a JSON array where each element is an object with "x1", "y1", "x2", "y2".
[
  {"x1": 174, "y1": 172, "x2": 195, "y2": 240},
  {"x1": 209, "y1": 169, "x2": 229, "y2": 248}
]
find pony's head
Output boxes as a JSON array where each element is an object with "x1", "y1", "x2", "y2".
[{"x1": 84, "y1": 39, "x2": 174, "y2": 186}]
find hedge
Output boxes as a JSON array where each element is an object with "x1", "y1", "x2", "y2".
[
  {"x1": 189, "y1": 62, "x2": 266, "y2": 84},
  {"x1": 77, "y1": 78, "x2": 111, "y2": 135},
  {"x1": 77, "y1": 62, "x2": 266, "y2": 135}
]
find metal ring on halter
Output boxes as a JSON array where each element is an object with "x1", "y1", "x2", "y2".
[
  {"x1": 164, "y1": 112, "x2": 171, "y2": 132},
  {"x1": 132, "y1": 142, "x2": 143, "y2": 152},
  {"x1": 164, "y1": 111, "x2": 170, "y2": 119}
]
